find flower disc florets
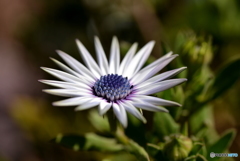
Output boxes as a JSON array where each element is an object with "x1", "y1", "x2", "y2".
[{"x1": 93, "y1": 74, "x2": 133, "y2": 102}]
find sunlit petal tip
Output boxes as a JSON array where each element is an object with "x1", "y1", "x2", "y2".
[
  {"x1": 94, "y1": 36, "x2": 101, "y2": 44},
  {"x1": 49, "y1": 57, "x2": 55, "y2": 62},
  {"x1": 144, "y1": 41, "x2": 155, "y2": 51},
  {"x1": 38, "y1": 79, "x2": 50, "y2": 84},
  {"x1": 148, "y1": 40, "x2": 156, "y2": 46},
  {"x1": 98, "y1": 101, "x2": 112, "y2": 116},
  {"x1": 166, "y1": 51, "x2": 173, "y2": 56},
  {"x1": 132, "y1": 42, "x2": 138, "y2": 48},
  {"x1": 143, "y1": 40, "x2": 155, "y2": 52},
  {"x1": 40, "y1": 67, "x2": 54, "y2": 74},
  {"x1": 75, "y1": 38, "x2": 81, "y2": 44},
  {"x1": 52, "y1": 101, "x2": 65, "y2": 106},
  {"x1": 42, "y1": 89, "x2": 48, "y2": 93},
  {"x1": 111, "y1": 36, "x2": 119, "y2": 47},
  {"x1": 171, "y1": 102, "x2": 182, "y2": 107},
  {"x1": 55, "y1": 50, "x2": 68, "y2": 57},
  {"x1": 172, "y1": 54, "x2": 179, "y2": 57},
  {"x1": 74, "y1": 107, "x2": 82, "y2": 111},
  {"x1": 52, "y1": 97, "x2": 87, "y2": 107},
  {"x1": 49, "y1": 58, "x2": 64, "y2": 67},
  {"x1": 75, "y1": 39, "x2": 86, "y2": 52},
  {"x1": 55, "y1": 50, "x2": 63, "y2": 54},
  {"x1": 112, "y1": 35, "x2": 118, "y2": 40},
  {"x1": 164, "y1": 109, "x2": 169, "y2": 113},
  {"x1": 40, "y1": 67, "x2": 48, "y2": 71},
  {"x1": 142, "y1": 118, "x2": 147, "y2": 124},
  {"x1": 180, "y1": 66, "x2": 187, "y2": 71}
]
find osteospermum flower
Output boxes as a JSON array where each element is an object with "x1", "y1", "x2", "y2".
[{"x1": 40, "y1": 37, "x2": 187, "y2": 127}]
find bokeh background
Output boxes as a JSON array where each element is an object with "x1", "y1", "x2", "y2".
[{"x1": 0, "y1": 0, "x2": 239, "y2": 160}]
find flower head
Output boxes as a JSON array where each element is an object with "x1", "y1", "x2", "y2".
[{"x1": 40, "y1": 37, "x2": 187, "y2": 127}]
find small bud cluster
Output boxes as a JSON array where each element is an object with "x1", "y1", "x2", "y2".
[
  {"x1": 163, "y1": 135, "x2": 193, "y2": 161},
  {"x1": 93, "y1": 74, "x2": 132, "y2": 102}
]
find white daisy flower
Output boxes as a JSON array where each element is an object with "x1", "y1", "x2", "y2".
[{"x1": 40, "y1": 36, "x2": 187, "y2": 128}]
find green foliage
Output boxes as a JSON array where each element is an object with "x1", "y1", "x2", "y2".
[
  {"x1": 162, "y1": 135, "x2": 193, "y2": 161},
  {"x1": 153, "y1": 112, "x2": 179, "y2": 139},
  {"x1": 88, "y1": 110, "x2": 110, "y2": 133},
  {"x1": 207, "y1": 129, "x2": 236, "y2": 160},
  {"x1": 52, "y1": 133, "x2": 124, "y2": 152},
  {"x1": 204, "y1": 57, "x2": 240, "y2": 102}
]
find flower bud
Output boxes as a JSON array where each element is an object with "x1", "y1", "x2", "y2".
[
  {"x1": 163, "y1": 135, "x2": 193, "y2": 161},
  {"x1": 181, "y1": 33, "x2": 213, "y2": 70}
]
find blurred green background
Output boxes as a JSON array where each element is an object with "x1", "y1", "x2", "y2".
[{"x1": 0, "y1": 0, "x2": 239, "y2": 160}]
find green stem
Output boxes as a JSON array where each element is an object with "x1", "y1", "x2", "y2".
[
  {"x1": 114, "y1": 127, "x2": 150, "y2": 161},
  {"x1": 106, "y1": 112, "x2": 150, "y2": 161},
  {"x1": 114, "y1": 127, "x2": 130, "y2": 144},
  {"x1": 107, "y1": 110, "x2": 117, "y2": 132}
]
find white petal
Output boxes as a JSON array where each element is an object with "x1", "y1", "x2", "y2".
[
  {"x1": 94, "y1": 37, "x2": 109, "y2": 75},
  {"x1": 129, "y1": 100, "x2": 168, "y2": 112},
  {"x1": 141, "y1": 51, "x2": 173, "y2": 72},
  {"x1": 76, "y1": 39, "x2": 102, "y2": 77},
  {"x1": 43, "y1": 89, "x2": 91, "y2": 97},
  {"x1": 120, "y1": 101, "x2": 146, "y2": 123},
  {"x1": 113, "y1": 103, "x2": 127, "y2": 128},
  {"x1": 98, "y1": 101, "x2": 112, "y2": 115},
  {"x1": 137, "y1": 67, "x2": 187, "y2": 88},
  {"x1": 39, "y1": 80, "x2": 90, "y2": 90},
  {"x1": 41, "y1": 67, "x2": 87, "y2": 84},
  {"x1": 75, "y1": 97, "x2": 102, "y2": 111},
  {"x1": 136, "y1": 78, "x2": 187, "y2": 95},
  {"x1": 50, "y1": 58, "x2": 82, "y2": 78},
  {"x1": 53, "y1": 96, "x2": 93, "y2": 106},
  {"x1": 131, "y1": 95, "x2": 181, "y2": 107},
  {"x1": 109, "y1": 36, "x2": 120, "y2": 74},
  {"x1": 119, "y1": 43, "x2": 138, "y2": 76},
  {"x1": 124, "y1": 41, "x2": 155, "y2": 78},
  {"x1": 130, "y1": 55, "x2": 178, "y2": 85},
  {"x1": 56, "y1": 50, "x2": 97, "y2": 81}
]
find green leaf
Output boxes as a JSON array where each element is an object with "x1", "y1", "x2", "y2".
[
  {"x1": 52, "y1": 133, "x2": 124, "y2": 152},
  {"x1": 195, "y1": 154, "x2": 208, "y2": 161},
  {"x1": 153, "y1": 112, "x2": 179, "y2": 140},
  {"x1": 189, "y1": 105, "x2": 215, "y2": 137},
  {"x1": 205, "y1": 57, "x2": 240, "y2": 102},
  {"x1": 88, "y1": 110, "x2": 110, "y2": 133},
  {"x1": 114, "y1": 128, "x2": 150, "y2": 161},
  {"x1": 207, "y1": 129, "x2": 236, "y2": 160},
  {"x1": 184, "y1": 154, "x2": 207, "y2": 161},
  {"x1": 198, "y1": 142, "x2": 207, "y2": 158},
  {"x1": 146, "y1": 143, "x2": 162, "y2": 157},
  {"x1": 184, "y1": 155, "x2": 196, "y2": 161},
  {"x1": 125, "y1": 140, "x2": 150, "y2": 161},
  {"x1": 189, "y1": 142, "x2": 204, "y2": 156},
  {"x1": 181, "y1": 122, "x2": 189, "y2": 136}
]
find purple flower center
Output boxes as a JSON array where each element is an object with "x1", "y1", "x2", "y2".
[{"x1": 93, "y1": 74, "x2": 133, "y2": 102}]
